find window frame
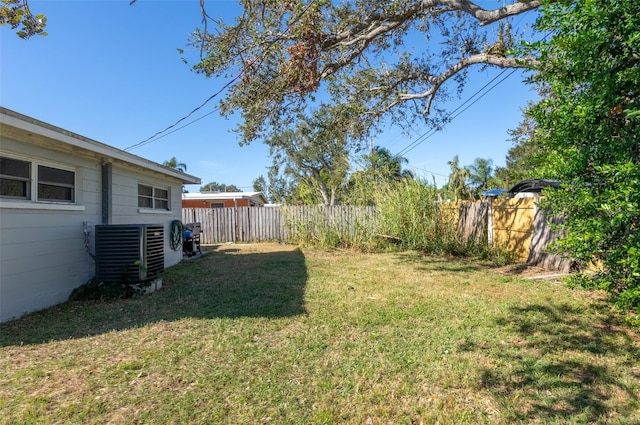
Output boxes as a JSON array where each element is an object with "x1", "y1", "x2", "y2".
[
  {"x1": 0, "y1": 156, "x2": 31, "y2": 200},
  {"x1": 0, "y1": 154, "x2": 76, "y2": 204},
  {"x1": 138, "y1": 183, "x2": 171, "y2": 211},
  {"x1": 37, "y1": 164, "x2": 76, "y2": 203}
]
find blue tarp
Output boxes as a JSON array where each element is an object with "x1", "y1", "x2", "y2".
[{"x1": 481, "y1": 188, "x2": 508, "y2": 197}]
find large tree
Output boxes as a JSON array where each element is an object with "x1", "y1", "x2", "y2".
[
  {"x1": 200, "y1": 182, "x2": 241, "y2": 192},
  {"x1": 191, "y1": 0, "x2": 542, "y2": 146},
  {"x1": 7, "y1": 1, "x2": 542, "y2": 143},
  {"x1": 530, "y1": 0, "x2": 640, "y2": 311},
  {"x1": 0, "y1": 0, "x2": 46, "y2": 39},
  {"x1": 264, "y1": 104, "x2": 352, "y2": 206}
]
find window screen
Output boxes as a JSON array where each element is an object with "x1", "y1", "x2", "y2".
[
  {"x1": 138, "y1": 184, "x2": 170, "y2": 210},
  {"x1": 37, "y1": 165, "x2": 75, "y2": 202},
  {"x1": 0, "y1": 157, "x2": 31, "y2": 199}
]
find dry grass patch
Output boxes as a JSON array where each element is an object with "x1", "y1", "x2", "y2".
[{"x1": 1, "y1": 243, "x2": 639, "y2": 424}]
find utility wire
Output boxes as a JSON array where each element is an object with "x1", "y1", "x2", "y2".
[
  {"x1": 124, "y1": 1, "x2": 318, "y2": 151},
  {"x1": 409, "y1": 165, "x2": 449, "y2": 178},
  {"x1": 397, "y1": 68, "x2": 517, "y2": 158},
  {"x1": 395, "y1": 21, "x2": 547, "y2": 158},
  {"x1": 124, "y1": 80, "x2": 236, "y2": 151},
  {"x1": 448, "y1": 69, "x2": 518, "y2": 122},
  {"x1": 396, "y1": 68, "x2": 509, "y2": 156},
  {"x1": 127, "y1": 7, "x2": 544, "y2": 153}
]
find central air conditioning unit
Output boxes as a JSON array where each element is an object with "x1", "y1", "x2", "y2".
[{"x1": 95, "y1": 224, "x2": 165, "y2": 283}]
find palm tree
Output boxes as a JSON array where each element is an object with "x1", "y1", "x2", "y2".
[
  {"x1": 467, "y1": 158, "x2": 494, "y2": 192},
  {"x1": 163, "y1": 157, "x2": 187, "y2": 173},
  {"x1": 446, "y1": 155, "x2": 471, "y2": 200},
  {"x1": 163, "y1": 157, "x2": 188, "y2": 193},
  {"x1": 366, "y1": 146, "x2": 414, "y2": 181}
]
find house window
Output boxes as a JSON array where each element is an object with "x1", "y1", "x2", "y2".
[
  {"x1": 210, "y1": 202, "x2": 224, "y2": 208},
  {"x1": 0, "y1": 157, "x2": 31, "y2": 199},
  {"x1": 138, "y1": 184, "x2": 170, "y2": 210},
  {"x1": 0, "y1": 156, "x2": 75, "y2": 203},
  {"x1": 37, "y1": 165, "x2": 75, "y2": 202}
]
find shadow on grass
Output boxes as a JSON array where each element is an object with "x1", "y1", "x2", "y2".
[
  {"x1": 0, "y1": 246, "x2": 308, "y2": 346},
  {"x1": 393, "y1": 252, "x2": 484, "y2": 273},
  {"x1": 478, "y1": 300, "x2": 640, "y2": 422}
]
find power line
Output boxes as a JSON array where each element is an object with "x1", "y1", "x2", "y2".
[
  {"x1": 394, "y1": 23, "x2": 549, "y2": 158},
  {"x1": 124, "y1": 1, "x2": 319, "y2": 151},
  {"x1": 396, "y1": 68, "x2": 509, "y2": 156},
  {"x1": 408, "y1": 165, "x2": 449, "y2": 178},
  {"x1": 397, "y1": 68, "x2": 518, "y2": 158},
  {"x1": 123, "y1": 82, "x2": 233, "y2": 151},
  {"x1": 129, "y1": 109, "x2": 219, "y2": 147},
  {"x1": 448, "y1": 69, "x2": 518, "y2": 122}
]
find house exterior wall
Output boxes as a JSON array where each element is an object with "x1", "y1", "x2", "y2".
[
  {"x1": 182, "y1": 198, "x2": 253, "y2": 208},
  {"x1": 0, "y1": 134, "x2": 187, "y2": 322},
  {"x1": 109, "y1": 165, "x2": 184, "y2": 269},
  {"x1": 1, "y1": 137, "x2": 101, "y2": 322}
]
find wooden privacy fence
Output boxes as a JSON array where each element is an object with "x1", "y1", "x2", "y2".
[
  {"x1": 457, "y1": 201, "x2": 488, "y2": 243},
  {"x1": 487, "y1": 197, "x2": 572, "y2": 271},
  {"x1": 490, "y1": 198, "x2": 536, "y2": 261},
  {"x1": 182, "y1": 206, "x2": 377, "y2": 245},
  {"x1": 182, "y1": 206, "x2": 284, "y2": 244},
  {"x1": 183, "y1": 201, "x2": 572, "y2": 271}
]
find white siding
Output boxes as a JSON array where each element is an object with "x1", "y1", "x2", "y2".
[
  {"x1": 0, "y1": 136, "x2": 186, "y2": 322},
  {"x1": 0, "y1": 138, "x2": 101, "y2": 322},
  {"x1": 110, "y1": 165, "x2": 184, "y2": 270}
]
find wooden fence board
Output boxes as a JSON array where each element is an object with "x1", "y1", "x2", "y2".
[
  {"x1": 457, "y1": 201, "x2": 488, "y2": 243},
  {"x1": 183, "y1": 202, "x2": 570, "y2": 271},
  {"x1": 491, "y1": 198, "x2": 535, "y2": 262},
  {"x1": 527, "y1": 209, "x2": 573, "y2": 272}
]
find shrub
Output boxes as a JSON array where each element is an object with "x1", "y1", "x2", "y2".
[{"x1": 68, "y1": 278, "x2": 141, "y2": 301}]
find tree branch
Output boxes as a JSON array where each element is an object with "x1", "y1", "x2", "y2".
[
  {"x1": 400, "y1": 54, "x2": 539, "y2": 115},
  {"x1": 325, "y1": 0, "x2": 542, "y2": 49},
  {"x1": 195, "y1": 0, "x2": 547, "y2": 144},
  {"x1": 449, "y1": 0, "x2": 543, "y2": 26}
]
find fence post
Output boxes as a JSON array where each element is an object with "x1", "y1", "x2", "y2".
[{"x1": 487, "y1": 198, "x2": 494, "y2": 245}]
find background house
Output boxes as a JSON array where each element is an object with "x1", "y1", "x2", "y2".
[
  {"x1": 0, "y1": 107, "x2": 200, "y2": 322},
  {"x1": 182, "y1": 192, "x2": 267, "y2": 209}
]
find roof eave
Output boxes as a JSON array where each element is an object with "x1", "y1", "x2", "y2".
[{"x1": 0, "y1": 107, "x2": 201, "y2": 185}]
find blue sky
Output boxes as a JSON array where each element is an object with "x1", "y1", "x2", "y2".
[{"x1": 1, "y1": 1, "x2": 539, "y2": 192}]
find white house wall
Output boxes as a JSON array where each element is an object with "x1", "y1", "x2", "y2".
[
  {"x1": 0, "y1": 138, "x2": 102, "y2": 322},
  {"x1": 109, "y1": 164, "x2": 184, "y2": 269},
  {"x1": 0, "y1": 137, "x2": 186, "y2": 322}
]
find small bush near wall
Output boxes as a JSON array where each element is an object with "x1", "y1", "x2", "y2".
[{"x1": 69, "y1": 278, "x2": 146, "y2": 301}]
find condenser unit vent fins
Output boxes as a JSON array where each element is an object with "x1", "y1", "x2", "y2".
[
  {"x1": 95, "y1": 224, "x2": 165, "y2": 283},
  {"x1": 145, "y1": 225, "x2": 165, "y2": 278}
]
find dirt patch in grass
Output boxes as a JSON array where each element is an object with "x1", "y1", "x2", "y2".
[{"x1": 492, "y1": 262, "x2": 559, "y2": 277}]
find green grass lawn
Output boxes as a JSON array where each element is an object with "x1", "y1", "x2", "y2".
[{"x1": 1, "y1": 243, "x2": 639, "y2": 424}]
